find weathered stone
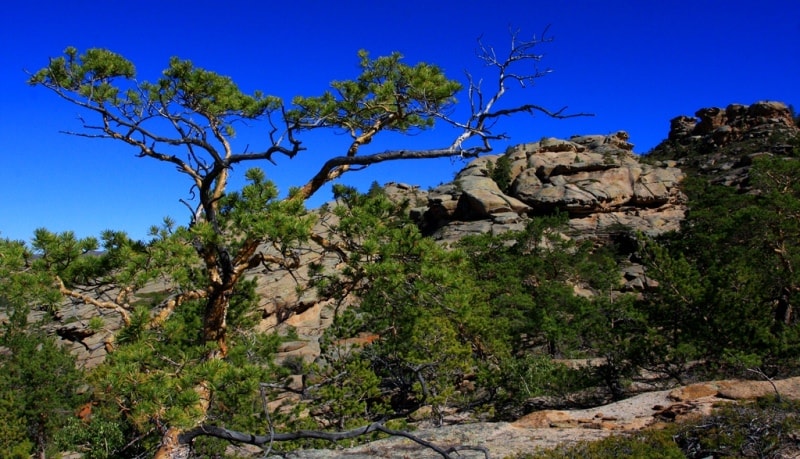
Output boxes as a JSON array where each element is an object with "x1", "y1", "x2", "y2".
[
  {"x1": 604, "y1": 131, "x2": 634, "y2": 151},
  {"x1": 514, "y1": 410, "x2": 572, "y2": 428},
  {"x1": 669, "y1": 383, "x2": 719, "y2": 401},
  {"x1": 510, "y1": 169, "x2": 543, "y2": 202},
  {"x1": 663, "y1": 101, "x2": 797, "y2": 150},
  {"x1": 694, "y1": 106, "x2": 727, "y2": 135},
  {"x1": 457, "y1": 175, "x2": 531, "y2": 218},
  {"x1": 669, "y1": 115, "x2": 697, "y2": 140},
  {"x1": 419, "y1": 131, "x2": 688, "y2": 240},
  {"x1": 539, "y1": 137, "x2": 584, "y2": 153}
]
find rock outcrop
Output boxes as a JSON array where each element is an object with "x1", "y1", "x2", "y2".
[
  {"x1": 667, "y1": 101, "x2": 796, "y2": 146},
  {"x1": 418, "y1": 131, "x2": 686, "y2": 243},
  {"x1": 650, "y1": 100, "x2": 799, "y2": 188}
]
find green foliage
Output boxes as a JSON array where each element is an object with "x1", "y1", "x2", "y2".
[
  {"x1": 674, "y1": 397, "x2": 800, "y2": 458},
  {"x1": 314, "y1": 356, "x2": 388, "y2": 429},
  {"x1": 81, "y1": 289, "x2": 283, "y2": 455},
  {"x1": 0, "y1": 237, "x2": 62, "y2": 311},
  {"x1": 157, "y1": 57, "x2": 280, "y2": 121},
  {"x1": 290, "y1": 50, "x2": 461, "y2": 136},
  {"x1": 28, "y1": 47, "x2": 135, "y2": 103},
  {"x1": 316, "y1": 192, "x2": 642, "y2": 423},
  {"x1": 633, "y1": 237, "x2": 708, "y2": 379},
  {"x1": 29, "y1": 47, "x2": 278, "y2": 134},
  {"x1": 0, "y1": 388, "x2": 36, "y2": 458},
  {"x1": 458, "y1": 215, "x2": 646, "y2": 401},
  {"x1": 523, "y1": 429, "x2": 685, "y2": 459},
  {"x1": 219, "y1": 168, "x2": 315, "y2": 248},
  {"x1": 315, "y1": 187, "x2": 492, "y2": 421},
  {"x1": 497, "y1": 354, "x2": 596, "y2": 402},
  {"x1": 638, "y1": 156, "x2": 800, "y2": 377},
  {"x1": 25, "y1": 41, "x2": 800, "y2": 457},
  {"x1": 56, "y1": 418, "x2": 126, "y2": 459},
  {"x1": 459, "y1": 214, "x2": 626, "y2": 355},
  {"x1": 0, "y1": 238, "x2": 88, "y2": 457},
  {"x1": 487, "y1": 154, "x2": 514, "y2": 193}
]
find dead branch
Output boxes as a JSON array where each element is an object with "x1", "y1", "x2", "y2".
[
  {"x1": 294, "y1": 29, "x2": 592, "y2": 202},
  {"x1": 447, "y1": 28, "x2": 592, "y2": 153},
  {"x1": 177, "y1": 421, "x2": 489, "y2": 459}
]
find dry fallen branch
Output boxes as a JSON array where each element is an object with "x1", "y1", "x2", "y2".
[{"x1": 177, "y1": 421, "x2": 490, "y2": 459}]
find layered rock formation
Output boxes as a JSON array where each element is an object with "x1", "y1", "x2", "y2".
[{"x1": 418, "y1": 131, "x2": 686, "y2": 243}]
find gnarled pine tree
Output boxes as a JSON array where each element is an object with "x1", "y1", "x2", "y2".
[{"x1": 29, "y1": 30, "x2": 585, "y2": 457}]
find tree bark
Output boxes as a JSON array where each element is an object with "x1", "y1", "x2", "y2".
[{"x1": 202, "y1": 287, "x2": 231, "y2": 356}]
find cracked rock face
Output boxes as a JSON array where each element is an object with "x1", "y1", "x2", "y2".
[{"x1": 420, "y1": 131, "x2": 686, "y2": 243}]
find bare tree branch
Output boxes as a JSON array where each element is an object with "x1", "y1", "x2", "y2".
[{"x1": 445, "y1": 27, "x2": 592, "y2": 153}]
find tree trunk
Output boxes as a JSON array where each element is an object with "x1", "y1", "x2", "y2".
[
  {"x1": 153, "y1": 427, "x2": 191, "y2": 459},
  {"x1": 203, "y1": 287, "x2": 232, "y2": 357}
]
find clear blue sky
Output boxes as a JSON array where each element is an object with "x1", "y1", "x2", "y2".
[{"x1": 2, "y1": 0, "x2": 798, "y2": 243}]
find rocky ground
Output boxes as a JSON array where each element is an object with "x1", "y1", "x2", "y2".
[{"x1": 267, "y1": 377, "x2": 800, "y2": 459}]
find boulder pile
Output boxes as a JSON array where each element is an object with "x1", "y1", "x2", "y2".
[{"x1": 418, "y1": 131, "x2": 685, "y2": 243}]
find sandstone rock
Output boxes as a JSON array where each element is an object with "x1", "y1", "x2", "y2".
[
  {"x1": 650, "y1": 101, "x2": 799, "y2": 194},
  {"x1": 272, "y1": 377, "x2": 800, "y2": 459},
  {"x1": 539, "y1": 137, "x2": 585, "y2": 153},
  {"x1": 382, "y1": 182, "x2": 428, "y2": 207},
  {"x1": 632, "y1": 166, "x2": 684, "y2": 205},
  {"x1": 716, "y1": 377, "x2": 800, "y2": 400},
  {"x1": 278, "y1": 341, "x2": 308, "y2": 353},
  {"x1": 661, "y1": 101, "x2": 797, "y2": 152},
  {"x1": 695, "y1": 106, "x2": 728, "y2": 135},
  {"x1": 747, "y1": 101, "x2": 795, "y2": 127},
  {"x1": 510, "y1": 169, "x2": 543, "y2": 203},
  {"x1": 603, "y1": 131, "x2": 635, "y2": 151},
  {"x1": 668, "y1": 377, "x2": 800, "y2": 402}
]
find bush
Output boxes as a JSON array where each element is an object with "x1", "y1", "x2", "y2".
[
  {"x1": 0, "y1": 310, "x2": 86, "y2": 457},
  {"x1": 523, "y1": 430, "x2": 684, "y2": 459}
]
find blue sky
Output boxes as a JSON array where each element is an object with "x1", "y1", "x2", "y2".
[{"x1": 2, "y1": 0, "x2": 798, "y2": 243}]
